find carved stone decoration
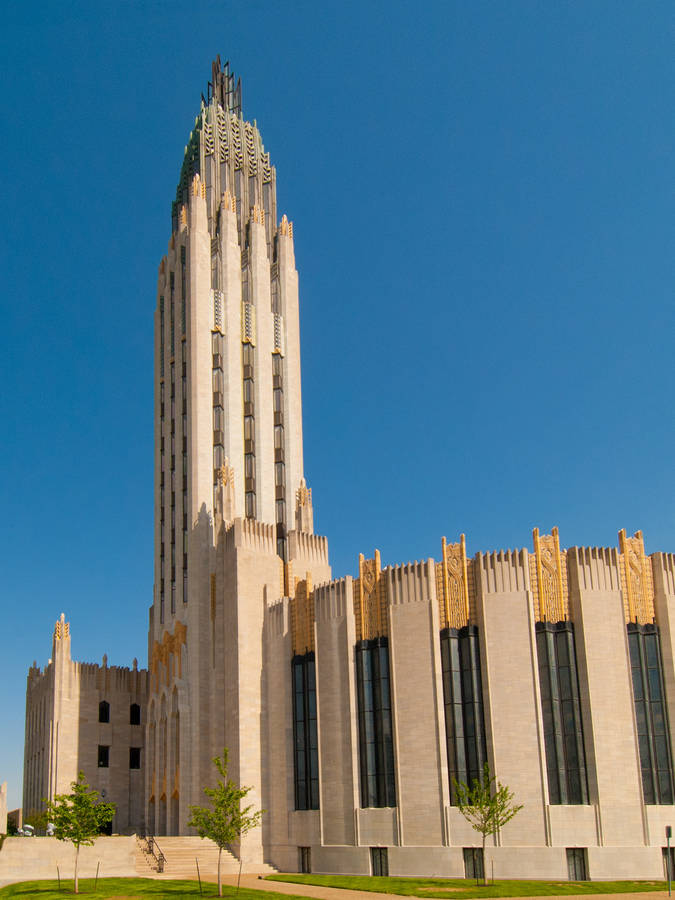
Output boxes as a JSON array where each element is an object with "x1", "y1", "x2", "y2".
[
  {"x1": 214, "y1": 458, "x2": 235, "y2": 524},
  {"x1": 150, "y1": 621, "x2": 188, "y2": 692},
  {"x1": 291, "y1": 572, "x2": 314, "y2": 656},
  {"x1": 355, "y1": 551, "x2": 387, "y2": 641},
  {"x1": 531, "y1": 527, "x2": 568, "y2": 623},
  {"x1": 437, "y1": 535, "x2": 471, "y2": 630},
  {"x1": 619, "y1": 529, "x2": 655, "y2": 625},
  {"x1": 295, "y1": 477, "x2": 314, "y2": 534}
]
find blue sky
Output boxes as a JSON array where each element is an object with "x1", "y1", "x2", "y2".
[{"x1": 1, "y1": 1, "x2": 673, "y2": 809}]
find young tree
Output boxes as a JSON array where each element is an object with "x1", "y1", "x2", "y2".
[
  {"x1": 454, "y1": 762, "x2": 523, "y2": 884},
  {"x1": 188, "y1": 749, "x2": 264, "y2": 897},
  {"x1": 44, "y1": 772, "x2": 116, "y2": 894}
]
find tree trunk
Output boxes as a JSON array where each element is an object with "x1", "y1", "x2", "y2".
[
  {"x1": 218, "y1": 846, "x2": 222, "y2": 897},
  {"x1": 74, "y1": 844, "x2": 80, "y2": 894},
  {"x1": 482, "y1": 832, "x2": 487, "y2": 886}
]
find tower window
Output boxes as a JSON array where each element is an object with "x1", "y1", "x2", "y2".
[
  {"x1": 536, "y1": 621, "x2": 589, "y2": 805},
  {"x1": 628, "y1": 623, "x2": 674, "y2": 804},
  {"x1": 130, "y1": 704, "x2": 141, "y2": 726},
  {"x1": 441, "y1": 625, "x2": 488, "y2": 804},
  {"x1": 98, "y1": 701, "x2": 110, "y2": 723},
  {"x1": 98, "y1": 745, "x2": 110, "y2": 768},
  {"x1": 129, "y1": 747, "x2": 141, "y2": 770},
  {"x1": 292, "y1": 652, "x2": 319, "y2": 810},
  {"x1": 356, "y1": 637, "x2": 396, "y2": 808}
]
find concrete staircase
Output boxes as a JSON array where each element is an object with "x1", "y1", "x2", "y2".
[{"x1": 135, "y1": 836, "x2": 277, "y2": 879}]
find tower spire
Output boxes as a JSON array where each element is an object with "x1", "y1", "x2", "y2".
[{"x1": 208, "y1": 55, "x2": 242, "y2": 116}]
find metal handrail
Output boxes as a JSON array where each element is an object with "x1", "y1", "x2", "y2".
[{"x1": 143, "y1": 834, "x2": 166, "y2": 873}]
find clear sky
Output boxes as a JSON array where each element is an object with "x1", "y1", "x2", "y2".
[{"x1": 1, "y1": 1, "x2": 673, "y2": 810}]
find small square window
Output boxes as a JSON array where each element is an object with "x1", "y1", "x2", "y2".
[
  {"x1": 129, "y1": 747, "x2": 141, "y2": 770},
  {"x1": 98, "y1": 745, "x2": 109, "y2": 768}
]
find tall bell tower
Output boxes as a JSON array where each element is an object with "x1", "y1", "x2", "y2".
[{"x1": 146, "y1": 58, "x2": 330, "y2": 852}]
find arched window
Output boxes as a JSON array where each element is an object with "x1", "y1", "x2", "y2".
[
  {"x1": 99, "y1": 701, "x2": 110, "y2": 723},
  {"x1": 130, "y1": 703, "x2": 141, "y2": 726}
]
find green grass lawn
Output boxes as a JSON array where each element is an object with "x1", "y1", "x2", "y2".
[
  {"x1": 0, "y1": 877, "x2": 309, "y2": 899},
  {"x1": 266, "y1": 873, "x2": 669, "y2": 898}
]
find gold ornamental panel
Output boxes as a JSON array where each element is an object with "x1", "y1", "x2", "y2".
[
  {"x1": 531, "y1": 527, "x2": 568, "y2": 623},
  {"x1": 619, "y1": 529, "x2": 655, "y2": 625},
  {"x1": 436, "y1": 535, "x2": 474, "y2": 629},
  {"x1": 150, "y1": 621, "x2": 188, "y2": 691},
  {"x1": 291, "y1": 573, "x2": 314, "y2": 656},
  {"x1": 354, "y1": 551, "x2": 388, "y2": 641}
]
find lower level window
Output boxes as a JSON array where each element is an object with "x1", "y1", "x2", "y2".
[
  {"x1": 463, "y1": 847, "x2": 484, "y2": 880},
  {"x1": 299, "y1": 846, "x2": 311, "y2": 874},
  {"x1": 129, "y1": 747, "x2": 141, "y2": 769},
  {"x1": 566, "y1": 847, "x2": 588, "y2": 881},
  {"x1": 370, "y1": 847, "x2": 388, "y2": 877},
  {"x1": 98, "y1": 745, "x2": 109, "y2": 768},
  {"x1": 663, "y1": 847, "x2": 675, "y2": 880}
]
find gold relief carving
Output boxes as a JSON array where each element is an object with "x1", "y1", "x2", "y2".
[
  {"x1": 150, "y1": 622, "x2": 188, "y2": 692},
  {"x1": 291, "y1": 573, "x2": 314, "y2": 655},
  {"x1": 296, "y1": 480, "x2": 312, "y2": 508},
  {"x1": 619, "y1": 529, "x2": 655, "y2": 625},
  {"x1": 179, "y1": 205, "x2": 187, "y2": 227},
  {"x1": 531, "y1": 527, "x2": 568, "y2": 622},
  {"x1": 437, "y1": 536, "x2": 471, "y2": 629},
  {"x1": 279, "y1": 214, "x2": 293, "y2": 238},
  {"x1": 222, "y1": 190, "x2": 236, "y2": 213},
  {"x1": 216, "y1": 462, "x2": 233, "y2": 486},
  {"x1": 53, "y1": 613, "x2": 70, "y2": 641},
  {"x1": 251, "y1": 204, "x2": 264, "y2": 225},
  {"x1": 355, "y1": 551, "x2": 387, "y2": 641}
]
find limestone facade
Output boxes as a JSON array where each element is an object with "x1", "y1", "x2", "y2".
[
  {"x1": 255, "y1": 531, "x2": 675, "y2": 878},
  {"x1": 22, "y1": 59, "x2": 675, "y2": 880},
  {"x1": 23, "y1": 615, "x2": 148, "y2": 833}
]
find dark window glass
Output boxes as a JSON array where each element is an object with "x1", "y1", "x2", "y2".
[
  {"x1": 129, "y1": 747, "x2": 141, "y2": 769},
  {"x1": 130, "y1": 704, "x2": 141, "y2": 726},
  {"x1": 292, "y1": 653, "x2": 319, "y2": 810},
  {"x1": 566, "y1": 847, "x2": 588, "y2": 881},
  {"x1": 356, "y1": 638, "x2": 396, "y2": 808},
  {"x1": 536, "y1": 621, "x2": 589, "y2": 805},
  {"x1": 628, "y1": 623, "x2": 674, "y2": 804},
  {"x1": 98, "y1": 745, "x2": 109, "y2": 768},
  {"x1": 441, "y1": 626, "x2": 487, "y2": 804},
  {"x1": 299, "y1": 847, "x2": 311, "y2": 873},
  {"x1": 463, "y1": 848, "x2": 484, "y2": 880},
  {"x1": 370, "y1": 847, "x2": 389, "y2": 877},
  {"x1": 98, "y1": 701, "x2": 110, "y2": 723}
]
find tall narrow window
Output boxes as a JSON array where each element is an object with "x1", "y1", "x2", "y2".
[
  {"x1": 98, "y1": 701, "x2": 110, "y2": 724},
  {"x1": 180, "y1": 246, "x2": 186, "y2": 335},
  {"x1": 159, "y1": 296, "x2": 165, "y2": 378},
  {"x1": 441, "y1": 625, "x2": 487, "y2": 802},
  {"x1": 536, "y1": 621, "x2": 588, "y2": 805},
  {"x1": 628, "y1": 623, "x2": 674, "y2": 804},
  {"x1": 356, "y1": 637, "x2": 396, "y2": 808},
  {"x1": 292, "y1": 652, "x2": 319, "y2": 810}
]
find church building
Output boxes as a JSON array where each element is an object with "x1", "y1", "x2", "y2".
[{"x1": 24, "y1": 58, "x2": 675, "y2": 880}]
